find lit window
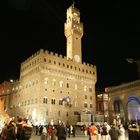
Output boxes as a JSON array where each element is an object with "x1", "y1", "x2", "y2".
[
  {"x1": 67, "y1": 83, "x2": 69, "y2": 88},
  {"x1": 51, "y1": 99, "x2": 55, "y2": 104},
  {"x1": 44, "y1": 58, "x2": 46, "y2": 62},
  {"x1": 59, "y1": 99, "x2": 63, "y2": 105},
  {"x1": 66, "y1": 112, "x2": 69, "y2": 117},
  {"x1": 90, "y1": 96, "x2": 92, "y2": 100},
  {"x1": 89, "y1": 87, "x2": 92, "y2": 92},
  {"x1": 84, "y1": 86, "x2": 87, "y2": 92},
  {"x1": 90, "y1": 104, "x2": 93, "y2": 108},
  {"x1": 84, "y1": 102, "x2": 87, "y2": 108},
  {"x1": 43, "y1": 98, "x2": 48, "y2": 104},
  {"x1": 44, "y1": 77, "x2": 48, "y2": 85},
  {"x1": 60, "y1": 81, "x2": 63, "y2": 87}
]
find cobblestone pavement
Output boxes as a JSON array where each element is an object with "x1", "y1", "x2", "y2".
[
  {"x1": 31, "y1": 134, "x2": 128, "y2": 140},
  {"x1": 31, "y1": 135, "x2": 88, "y2": 140},
  {"x1": 31, "y1": 128, "x2": 129, "y2": 140}
]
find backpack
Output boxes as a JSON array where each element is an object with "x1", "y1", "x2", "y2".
[
  {"x1": 21, "y1": 125, "x2": 32, "y2": 140},
  {"x1": 101, "y1": 126, "x2": 108, "y2": 135}
]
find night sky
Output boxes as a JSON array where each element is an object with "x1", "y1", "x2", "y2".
[{"x1": 0, "y1": 0, "x2": 140, "y2": 90}]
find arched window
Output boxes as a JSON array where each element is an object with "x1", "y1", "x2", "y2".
[
  {"x1": 44, "y1": 77, "x2": 48, "y2": 85},
  {"x1": 43, "y1": 97, "x2": 48, "y2": 104},
  {"x1": 60, "y1": 81, "x2": 63, "y2": 87},
  {"x1": 84, "y1": 86, "x2": 87, "y2": 92},
  {"x1": 51, "y1": 99, "x2": 55, "y2": 104}
]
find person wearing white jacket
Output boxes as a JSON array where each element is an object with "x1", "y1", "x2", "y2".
[{"x1": 118, "y1": 124, "x2": 125, "y2": 140}]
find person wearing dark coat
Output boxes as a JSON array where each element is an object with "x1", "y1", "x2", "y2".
[
  {"x1": 19, "y1": 118, "x2": 33, "y2": 140},
  {"x1": 16, "y1": 118, "x2": 23, "y2": 140},
  {"x1": 109, "y1": 124, "x2": 119, "y2": 140},
  {"x1": 57, "y1": 123, "x2": 67, "y2": 140},
  {"x1": 1, "y1": 123, "x2": 8, "y2": 140},
  {"x1": 128, "y1": 124, "x2": 140, "y2": 140},
  {"x1": 6, "y1": 122, "x2": 17, "y2": 140}
]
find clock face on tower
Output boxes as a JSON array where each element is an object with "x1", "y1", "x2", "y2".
[{"x1": 74, "y1": 55, "x2": 80, "y2": 62}]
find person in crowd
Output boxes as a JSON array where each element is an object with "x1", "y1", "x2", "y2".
[
  {"x1": 128, "y1": 123, "x2": 140, "y2": 140},
  {"x1": 118, "y1": 124, "x2": 125, "y2": 140},
  {"x1": 109, "y1": 124, "x2": 119, "y2": 140},
  {"x1": 1, "y1": 123, "x2": 8, "y2": 140},
  {"x1": 96, "y1": 122, "x2": 101, "y2": 140},
  {"x1": 19, "y1": 118, "x2": 33, "y2": 140},
  {"x1": 87, "y1": 124, "x2": 91, "y2": 140},
  {"x1": 70, "y1": 125, "x2": 73, "y2": 135},
  {"x1": 83, "y1": 125, "x2": 88, "y2": 137},
  {"x1": 56, "y1": 122, "x2": 67, "y2": 140},
  {"x1": 35, "y1": 125, "x2": 39, "y2": 135},
  {"x1": 40, "y1": 125, "x2": 47, "y2": 140},
  {"x1": 72, "y1": 125, "x2": 76, "y2": 137},
  {"x1": 47, "y1": 124, "x2": 56, "y2": 140},
  {"x1": 89, "y1": 122, "x2": 98, "y2": 140},
  {"x1": 16, "y1": 118, "x2": 23, "y2": 140},
  {"x1": 66, "y1": 125, "x2": 71, "y2": 138},
  {"x1": 6, "y1": 121, "x2": 17, "y2": 140},
  {"x1": 39, "y1": 125, "x2": 43, "y2": 136},
  {"x1": 101, "y1": 122, "x2": 111, "y2": 140}
]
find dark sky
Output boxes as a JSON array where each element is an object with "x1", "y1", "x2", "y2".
[{"x1": 0, "y1": 0, "x2": 140, "y2": 90}]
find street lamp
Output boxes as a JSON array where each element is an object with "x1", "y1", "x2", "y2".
[{"x1": 126, "y1": 58, "x2": 140, "y2": 79}]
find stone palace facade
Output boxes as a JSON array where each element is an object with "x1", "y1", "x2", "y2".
[{"x1": 1, "y1": 5, "x2": 97, "y2": 125}]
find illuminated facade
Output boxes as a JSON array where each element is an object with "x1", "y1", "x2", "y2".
[
  {"x1": 0, "y1": 81, "x2": 11, "y2": 124},
  {"x1": 106, "y1": 80, "x2": 140, "y2": 123},
  {"x1": 96, "y1": 92, "x2": 109, "y2": 122},
  {"x1": 6, "y1": 5, "x2": 97, "y2": 125}
]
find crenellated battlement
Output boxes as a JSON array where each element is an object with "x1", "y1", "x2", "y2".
[
  {"x1": 83, "y1": 62, "x2": 94, "y2": 68},
  {"x1": 22, "y1": 49, "x2": 57, "y2": 64},
  {"x1": 20, "y1": 48, "x2": 96, "y2": 79},
  {"x1": 21, "y1": 49, "x2": 95, "y2": 68}
]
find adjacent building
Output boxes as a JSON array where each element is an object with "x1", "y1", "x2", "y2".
[{"x1": 106, "y1": 80, "x2": 140, "y2": 123}]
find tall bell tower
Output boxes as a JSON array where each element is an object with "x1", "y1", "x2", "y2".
[{"x1": 64, "y1": 4, "x2": 83, "y2": 63}]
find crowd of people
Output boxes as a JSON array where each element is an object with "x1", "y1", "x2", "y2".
[
  {"x1": 0, "y1": 118, "x2": 33, "y2": 140},
  {"x1": 36, "y1": 122, "x2": 75, "y2": 140},
  {"x1": 86, "y1": 121, "x2": 140, "y2": 140},
  {"x1": 0, "y1": 119, "x2": 140, "y2": 140},
  {"x1": 33, "y1": 120, "x2": 140, "y2": 140}
]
